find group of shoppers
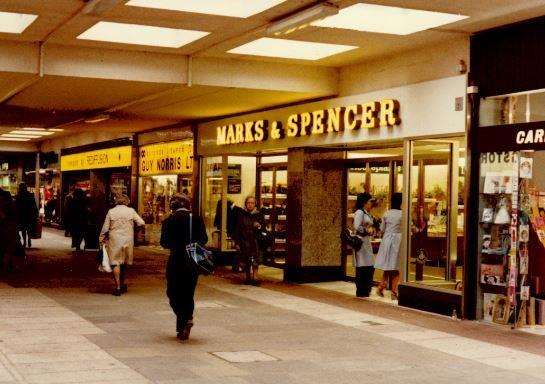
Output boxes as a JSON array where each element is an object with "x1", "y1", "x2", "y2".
[
  {"x1": 353, "y1": 192, "x2": 402, "y2": 299},
  {"x1": 0, "y1": 183, "x2": 38, "y2": 272}
]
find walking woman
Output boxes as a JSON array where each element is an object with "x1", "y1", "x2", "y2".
[
  {"x1": 353, "y1": 192, "x2": 376, "y2": 297},
  {"x1": 161, "y1": 194, "x2": 207, "y2": 341},
  {"x1": 375, "y1": 193, "x2": 403, "y2": 300},
  {"x1": 99, "y1": 195, "x2": 145, "y2": 296},
  {"x1": 233, "y1": 196, "x2": 264, "y2": 285}
]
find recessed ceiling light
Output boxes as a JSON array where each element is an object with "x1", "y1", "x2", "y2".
[
  {"x1": 312, "y1": 3, "x2": 468, "y2": 35},
  {"x1": 126, "y1": 0, "x2": 286, "y2": 18},
  {"x1": 2, "y1": 134, "x2": 42, "y2": 139},
  {"x1": 228, "y1": 37, "x2": 357, "y2": 60},
  {"x1": 10, "y1": 130, "x2": 54, "y2": 136},
  {"x1": 0, "y1": 11, "x2": 38, "y2": 34},
  {"x1": 0, "y1": 137, "x2": 31, "y2": 142},
  {"x1": 78, "y1": 21, "x2": 209, "y2": 48}
]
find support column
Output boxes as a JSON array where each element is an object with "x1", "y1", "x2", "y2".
[
  {"x1": 34, "y1": 152, "x2": 40, "y2": 206},
  {"x1": 285, "y1": 148, "x2": 345, "y2": 282}
]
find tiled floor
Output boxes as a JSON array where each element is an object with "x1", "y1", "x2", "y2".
[{"x1": 1, "y1": 228, "x2": 545, "y2": 383}]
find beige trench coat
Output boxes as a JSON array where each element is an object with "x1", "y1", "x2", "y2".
[{"x1": 99, "y1": 205, "x2": 145, "y2": 266}]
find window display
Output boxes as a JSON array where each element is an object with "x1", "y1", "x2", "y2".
[{"x1": 478, "y1": 150, "x2": 545, "y2": 327}]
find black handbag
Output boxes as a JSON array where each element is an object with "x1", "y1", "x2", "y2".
[
  {"x1": 341, "y1": 228, "x2": 363, "y2": 251},
  {"x1": 186, "y1": 213, "x2": 215, "y2": 275},
  {"x1": 255, "y1": 228, "x2": 274, "y2": 250}
]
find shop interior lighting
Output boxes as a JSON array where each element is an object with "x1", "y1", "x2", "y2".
[
  {"x1": 78, "y1": 21, "x2": 209, "y2": 48},
  {"x1": 0, "y1": 11, "x2": 38, "y2": 34},
  {"x1": 266, "y1": 2, "x2": 338, "y2": 36},
  {"x1": 126, "y1": 0, "x2": 287, "y2": 18},
  {"x1": 10, "y1": 130, "x2": 55, "y2": 136},
  {"x1": 0, "y1": 137, "x2": 31, "y2": 142},
  {"x1": 312, "y1": 3, "x2": 468, "y2": 35},
  {"x1": 228, "y1": 37, "x2": 357, "y2": 60},
  {"x1": 2, "y1": 133, "x2": 42, "y2": 139}
]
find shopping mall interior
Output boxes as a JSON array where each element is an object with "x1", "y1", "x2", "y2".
[{"x1": 3, "y1": 1, "x2": 545, "y2": 383}]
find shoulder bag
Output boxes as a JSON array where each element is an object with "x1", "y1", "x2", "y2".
[{"x1": 186, "y1": 213, "x2": 215, "y2": 275}]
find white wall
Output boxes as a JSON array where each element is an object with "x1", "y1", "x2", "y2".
[{"x1": 339, "y1": 37, "x2": 469, "y2": 97}]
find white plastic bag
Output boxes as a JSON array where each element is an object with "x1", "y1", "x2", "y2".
[{"x1": 98, "y1": 244, "x2": 112, "y2": 273}]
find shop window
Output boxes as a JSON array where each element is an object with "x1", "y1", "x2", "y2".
[{"x1": 202, "y1": 157, "x2": 223, "y2": 249}]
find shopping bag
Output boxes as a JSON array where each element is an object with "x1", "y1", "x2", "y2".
[
  {"x1": 98, "y1": 244, "x2": 112, "y2": 273},
  {"x1": 186, "y1": 213, "x2": 215, "y2": 275}
]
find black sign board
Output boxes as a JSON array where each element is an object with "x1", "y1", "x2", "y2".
[{"x1": 475, "y1": 121, "x2": 545, "y2": 153}]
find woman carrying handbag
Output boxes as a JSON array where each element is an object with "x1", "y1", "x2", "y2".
[{"x1": 161, "y1": 194, "x2": 208, "y2": 341}]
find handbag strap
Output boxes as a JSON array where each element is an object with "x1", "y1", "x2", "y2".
[{"x1": 189, "y1": 212, "x2": 193, "y2": 243}]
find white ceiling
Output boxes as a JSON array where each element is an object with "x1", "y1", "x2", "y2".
[{"x1": 0, "y1": 0, "x2": 544, "y2": 144}]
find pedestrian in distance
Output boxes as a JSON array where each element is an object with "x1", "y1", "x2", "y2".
[
  {"x1": 353, "y1": 192, "x2": 376, "y2": 298},
  {"x1": 375, "y1": 192, "x2": 403, "y2": 300},
  {"x1": 233, "y1": 196, "x2": 264, "y2": 285},
  {"x1": 0, "y1": 187, "x2": 18, "y2": 272},
  {"x1": 99, "y1": 194, "x2": 145, "y2": 296},
  {"x1": 15, "y1": 183, "x2": 38, "y2": 249},
  {"x1": 161, "y1": 194, "x2": 208, "y2": 341},
  {"x1": 67, "y1": 188, "x2": 90, "y2": 252}
]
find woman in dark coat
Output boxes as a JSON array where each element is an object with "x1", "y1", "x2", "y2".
[
  {"x1": 0, "y1": 188, "x2": 18, "y2": 271},
  {"x1": 15, "y1": 183, "x2": 38, "y2": 249},
  {"x1": 161, "y1": 194, "x2": 207, "y2": 341},
  {"x1": 233, "y1": 196, "x2": 264, "y2": 285},
  {"x1": 67, "y1": 188, "x2": 90, "y2": 251}
]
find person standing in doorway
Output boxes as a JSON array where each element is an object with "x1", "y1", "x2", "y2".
[
  {"x1": 353, "y1": 192, "x2": 376, "y2": 297},
  {"x1": 99, "y1": 195, "x2": 145, "y2": 296},
  {"x1": 15, "y1": 183, "x2": 38, "y2": 249},
  {"x1": 68, "y1": 188, "x2": 89, "y2": 251},
  {"x1": 233, "y1": 196, "x2": 264, "y2": 285},
  {"x1": 161, "y1": 194, "x2": 208, "y2": 341},
  {"x1": 375, "y1": 192, "x2": 403, "y2": 300}
]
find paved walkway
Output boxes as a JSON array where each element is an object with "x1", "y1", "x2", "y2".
[{"x1": 1, "y1": 228, "x2": 545, "y2": 383}]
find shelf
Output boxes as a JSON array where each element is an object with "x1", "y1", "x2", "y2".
[
  {"x1": 275, "y1": 239, "x2": 286, "y2": 244},
  {"x1": 278, "y1": 215, "x2": 287, "y2": 220}
]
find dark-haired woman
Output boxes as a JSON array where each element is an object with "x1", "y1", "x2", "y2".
[
  {"x1": 353, "y1": 192, "x2": 376, "y2": 297},
  {"x1": 375, "y1": 192, "x2": 403, "y2": 299}
]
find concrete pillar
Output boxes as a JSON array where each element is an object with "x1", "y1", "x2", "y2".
[{"x1": 286, "y1": 148, "x2": 345, "y2": 282}]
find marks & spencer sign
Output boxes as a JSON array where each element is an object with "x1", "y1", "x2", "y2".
[{"x1": 216, "y1": 99, "x2": 401, "y2": 146}]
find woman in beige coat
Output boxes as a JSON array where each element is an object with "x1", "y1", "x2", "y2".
[{"x1": 100, "y1": 195, "x2": 145, "y2": 296}]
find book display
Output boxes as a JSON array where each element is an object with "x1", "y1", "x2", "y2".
[{"x1": 479, "y1": 151, "x2": 545, "y2": 328}]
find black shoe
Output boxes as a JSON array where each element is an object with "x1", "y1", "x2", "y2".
[
  {"x1": 177, "y1": 321, "x2": 193, "y2": 341},
  {"x1": 112, "y1": 288, "x2": 122, "y2": 296},
  {"x1": 120, "y1": 284, "x2": 128, "y2": 293}
]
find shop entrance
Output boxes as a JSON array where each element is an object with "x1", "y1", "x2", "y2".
[
  {"x1": 406, "y1": 139, "x2": 465, "y2": 290},
  {"x1": 344, "y1": 147, "x2": 404, "y2": 280}
]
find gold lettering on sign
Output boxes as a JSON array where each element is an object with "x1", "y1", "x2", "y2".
[
  {"x1": 380, "y1": 99, "x2": 401, "y2": 127},
  {"x1": 344, "y1": 105, "x2": 361, "y2": 131},
  {"x1": 311, "y1": 110, "x2": 325, "y2": 135},
  {"x1": 326, "y1": 107, "x2": 342, "y2": 133},
  {"x1": 287, "y1": 114, "x2": 298, "y2": 137},
  {"x1": 214, "y1": 99, "x2": 401, "y2": 146},
  {"x1": 361, "y1": 101, "x2": 379, "y2": 129}
]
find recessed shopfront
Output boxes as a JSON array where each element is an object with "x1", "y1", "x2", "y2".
[
  {"x1": 197, "y1": 75, "x2": 468, "y2": 317},
  {"x1": 60, "y1": 139, "x2": 134, "y2": 249}
]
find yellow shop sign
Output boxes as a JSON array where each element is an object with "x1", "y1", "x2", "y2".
[
  {"x1": 61, "y1": 146, "x2": 132, "y2": 172},
  {"x1": 139, "y1": 140, "x2": 193, "y2": 176}
]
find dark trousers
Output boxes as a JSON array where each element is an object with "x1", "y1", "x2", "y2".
[
  {"x1": 355, "y1": 266, "x2": 375, "y2": 297},
  {"x1": 167, "y1": 266, "x2": 199, "y2": 333}
]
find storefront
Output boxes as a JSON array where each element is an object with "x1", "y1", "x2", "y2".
[
  {"x1": 468, "y1": 15, "x2": 545, "y2": 327},
  {"x1": 60, "y1": 139, "x2": 135, "y2": 249},
  {"x1": 197, "y1": 75, "x2": 468, "y2": 317},
  {"x1": 137, "y1": 134, "x2": 194, "y2": 245},
  {"x1": 0, "y1": 153, "x2": 36, "y2": 196}
]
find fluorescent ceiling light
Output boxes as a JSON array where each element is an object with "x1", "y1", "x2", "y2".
[
  {"x1": 0, "y1": 138, "x2": 30, "y2": 142},
  {"x1": 126, "y1": 0, "x2": 286, "y2": 18},
  {"x1": 78, "y1": 21, "x2": 209, "y2": 48},
  {"x1": 22, "y1": 127, "x2": 46, "y2": 131},
  {"x1": 0, "y1": 11, "x2": 38, "y2": 34},
  {"x1": 267, "y1": 2, "x2": 338, "y2": 36},
  {"x1": 2, "y1": 134, "x2": 42, "y2": 139},
  {"x1": 313, "y1": 3, "x2": 468, "y2": 35},
  {"x1": 48, "y1": 128, "x2": 65, "y2": 132},
  {"x1": 229, "y1": 37, "x2": 357, "y2": 60},
  {"x1": 10, "y1": 130, "x2": 54, "y2": 136}
]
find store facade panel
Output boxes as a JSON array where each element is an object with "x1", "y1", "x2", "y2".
[{"x1": 197, "y1": 75, "x2": 468, "y2": 316}]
